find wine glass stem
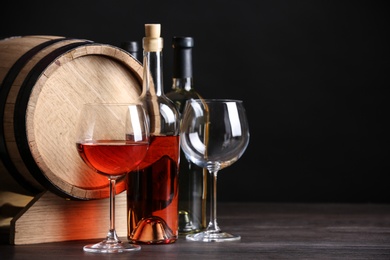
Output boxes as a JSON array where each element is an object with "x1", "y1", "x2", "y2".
[
  {"x1": 207, "y1": 170, "x2": 221, "y2": 233},
  {"x1": 107, "y1": 177, "x2": 120, "y2": 242}
]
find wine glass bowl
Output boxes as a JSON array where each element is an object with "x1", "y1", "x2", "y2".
[
  {"x1": 75, "y1": 103, "x2": 149, "y2": 253},
  {"x1": 180, "y1": 99, "x2": 250, "y2": 242}
]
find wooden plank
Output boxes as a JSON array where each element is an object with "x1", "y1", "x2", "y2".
[{"x1": 10, "y1": 190, "x2": 128, "y2": 245}]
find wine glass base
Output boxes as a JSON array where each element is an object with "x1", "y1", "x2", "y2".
[
  {"x1": 186, "y1": 231, "x2": 241, "y2": 242},
  {"x1": 83, "y1": 240, "x2": 141, "y2": 253}
]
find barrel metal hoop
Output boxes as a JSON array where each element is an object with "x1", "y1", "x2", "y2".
[
  {"x1": 0, "y1": 37, "x2": 67, "y2": 194},
  {"x1": 13, "y1": 40, "x2": 92, "y2": 198}
]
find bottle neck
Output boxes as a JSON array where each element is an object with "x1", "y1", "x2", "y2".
[
  {"x1": 173, "y1": 47, "x2": 193, "y2": 79},
  {"x1": 142, "y1": 51, "x2": 164, "y2": 97},
  {"x1": 172, "y1": 77, "x2": 193, "y2": 91}
]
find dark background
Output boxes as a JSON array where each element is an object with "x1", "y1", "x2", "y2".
[{"x1": 1, "y1": 0, "x2": 388, "y2": 203}]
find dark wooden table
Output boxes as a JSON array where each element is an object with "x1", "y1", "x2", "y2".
[{"x1": 1, "y1": 202, "x2": 390, "y2": 259}]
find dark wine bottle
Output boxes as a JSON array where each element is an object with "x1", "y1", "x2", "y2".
[
  {"x1": 166, "y1": 36, "x2": 207, "y2": 234},
  {"x1": 120, "y1": 40, "x2": 141, "y2": 61}
]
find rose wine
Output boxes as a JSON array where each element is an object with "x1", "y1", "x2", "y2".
[
  {"x1": 127, "y1": 135, "x2": 179, "y2": 244},
  {"x1": 126, "y1": 24, "x2": 180, "y2": 245},
  {"x1": 76, "y1": 140, "x2": 149, "y2": 176}
]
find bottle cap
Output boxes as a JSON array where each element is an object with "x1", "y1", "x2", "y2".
[
  {"x1": 172, "y1": 36, "x2": 194, "y2": 78},
  {"x1": 143, "y1": 24, "x2": 163, "y2": 52},
  {"x1": 121, "y1": 41, "x2": 140, "y2": 52},
  {"x1": 172, "y1": 37, "x2": 194, "y2": 48}
]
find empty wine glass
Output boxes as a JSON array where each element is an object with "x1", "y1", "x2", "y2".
[
  {"x1": 75, "y1": 103, "x2": 149, "y2": 253},
  {"x1": 180, "y1": 99, "x2": 250, "y2": 242}
]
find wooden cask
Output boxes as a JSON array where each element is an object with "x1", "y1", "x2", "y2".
[{"x1": 0, "y1": 35, "x2": 143, "y2": 200}]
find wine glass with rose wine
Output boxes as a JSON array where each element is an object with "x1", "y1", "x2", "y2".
[
  {"x1": 75, "y1": 103, "x2": 149, "y2": 253},
  {"x1": 180, "y1": 99, "x2": 250, "y2": 242}
]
